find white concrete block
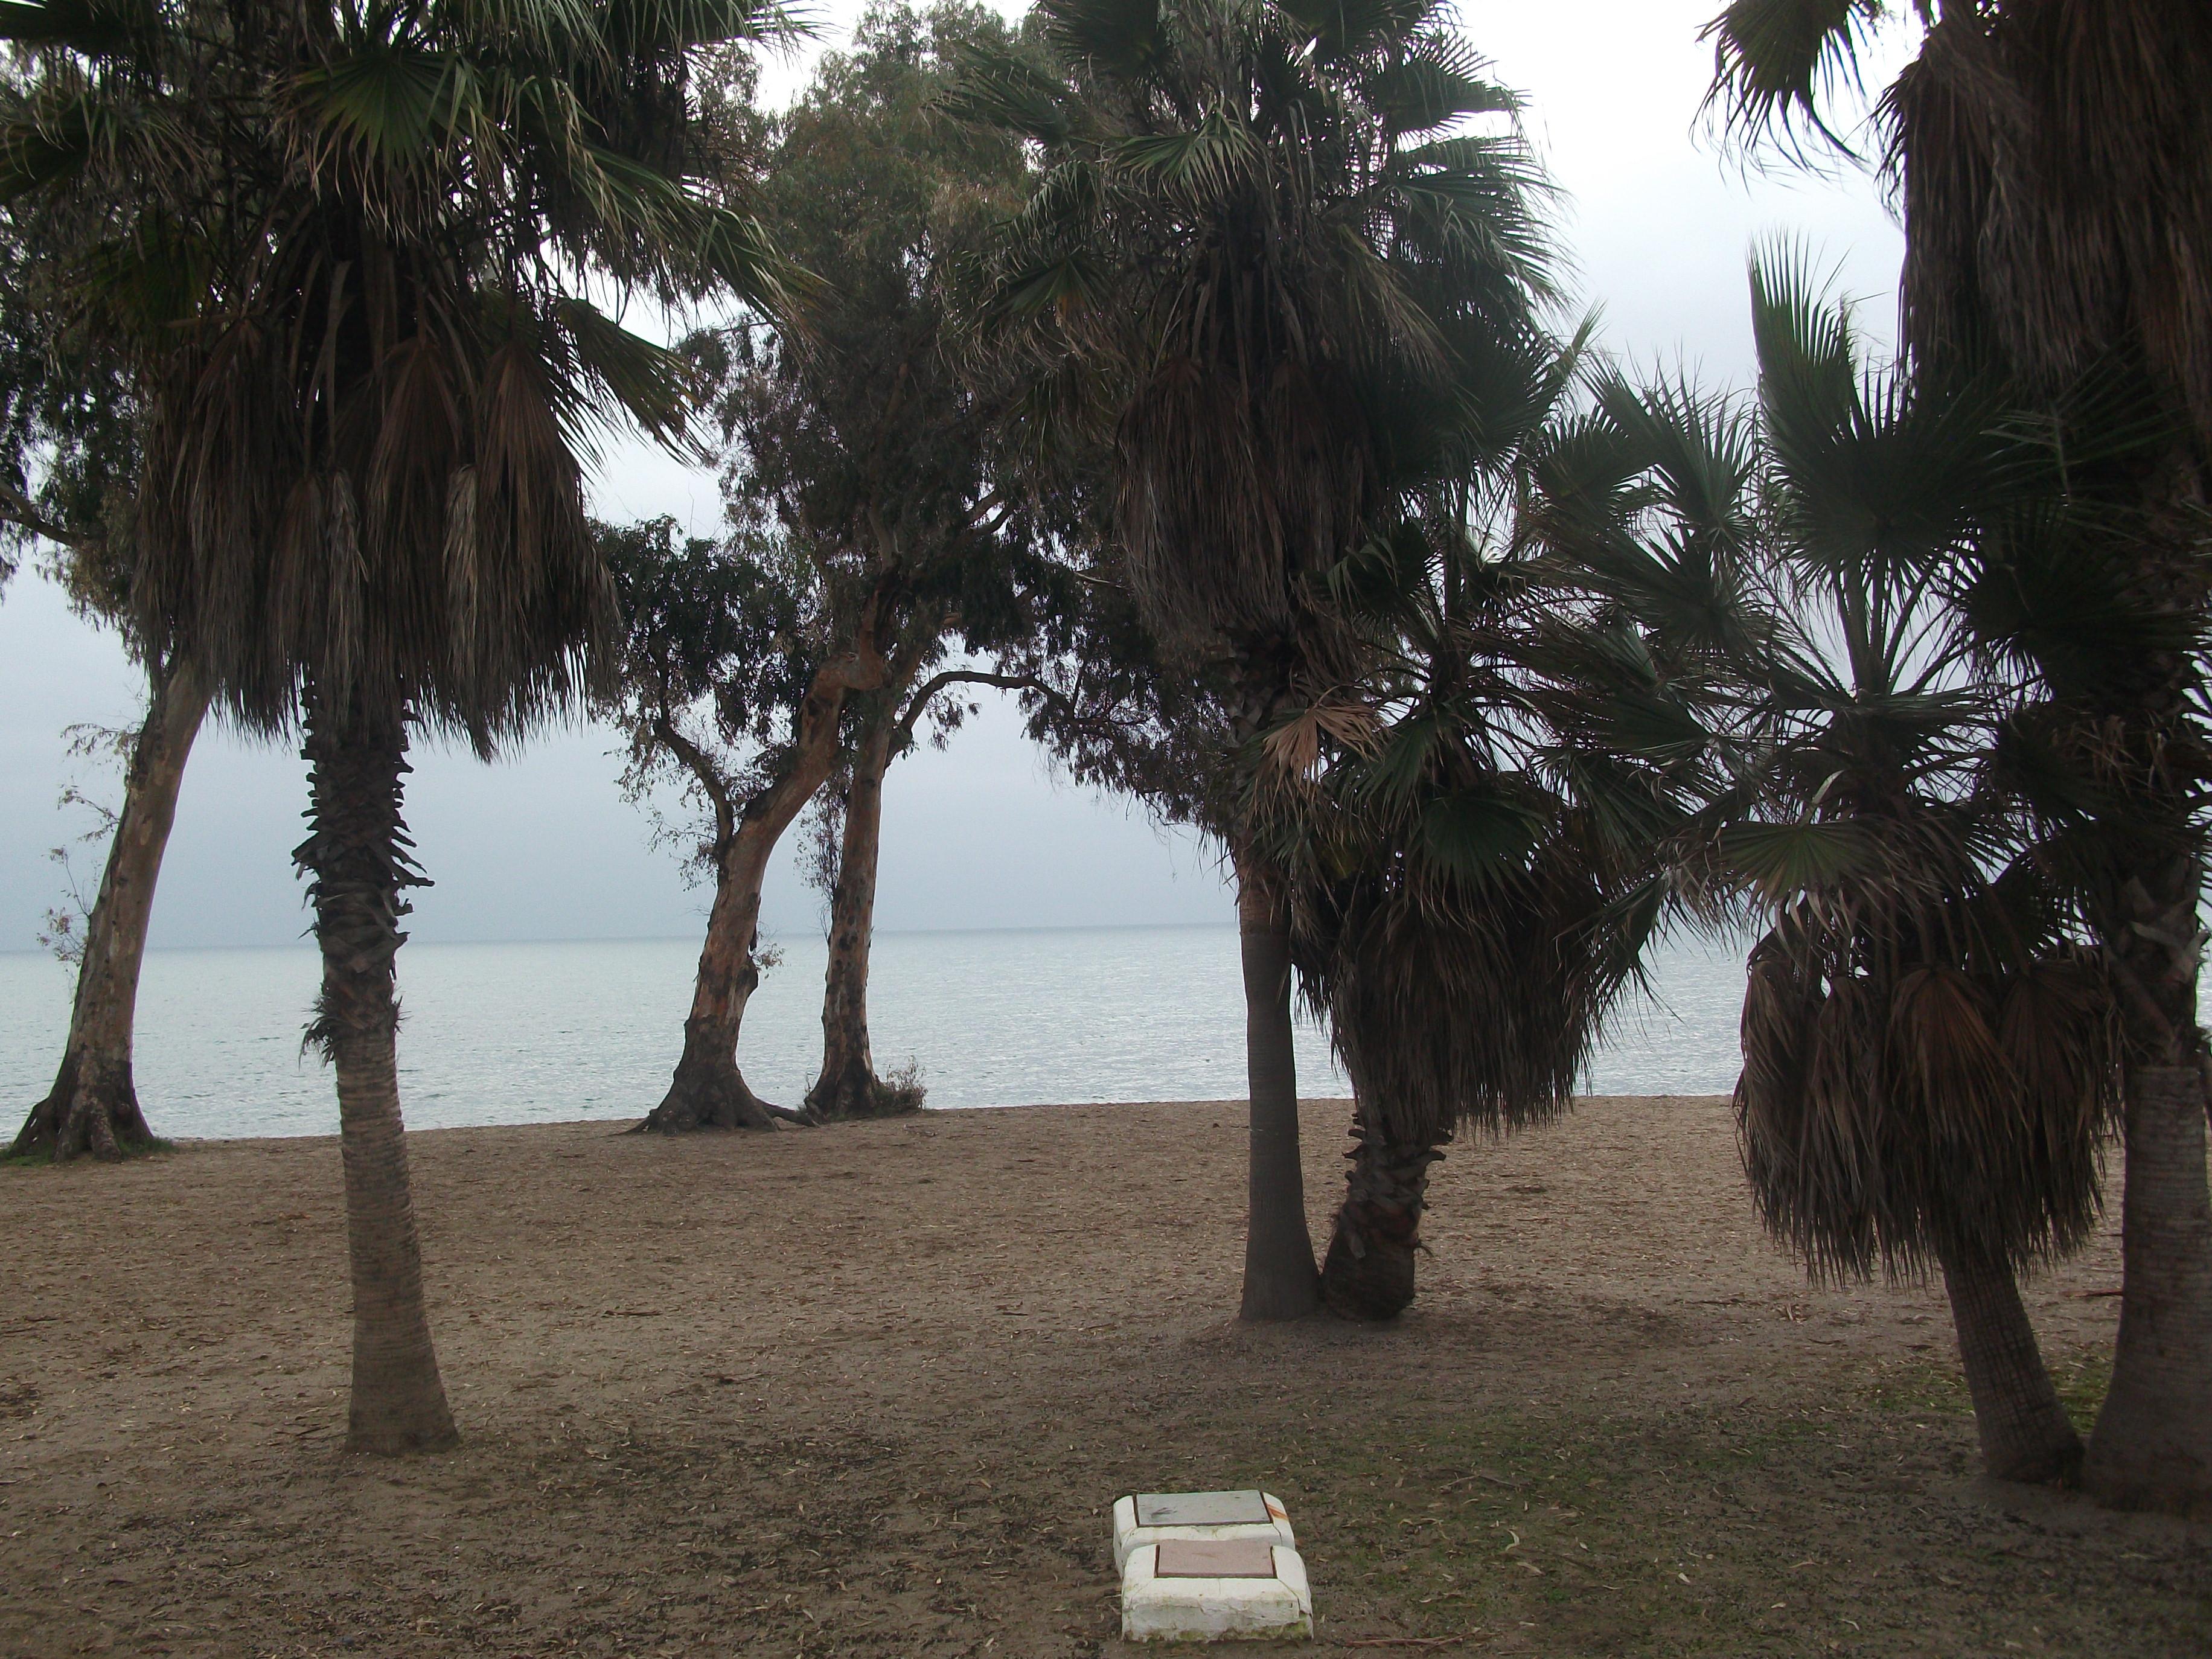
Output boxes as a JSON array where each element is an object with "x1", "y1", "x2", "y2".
[
  {"x1": 1112, "y1": 1489, "x2": 1295, "y2": 1573},
  {"x1": 1120, "y1": 1540, "x2": 1313, "y2": 1643}
]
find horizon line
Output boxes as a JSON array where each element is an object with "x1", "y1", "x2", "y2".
[{"x1": 0, "y1": 919, "x2": 1242, "y2": 959}]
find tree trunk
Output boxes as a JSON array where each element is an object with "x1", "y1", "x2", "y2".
[
  {"x1": 2085, "y1": 1061, "x2": 2212, "y2": 1515},
  {"x1": 1320, "y1": 1101, "x2": 1441, "y2": 1322},
  {"x1": 1236, "y1": 846, "x2": 1320, "y2": 1321},
  {"x1": 2073, "y1": 456, "x2": 2212, "y2": 1515},
  {"x1": 296, "y1": 692, "x2": 456, "y2": 1456},
  {"x1": 641, "y1": 668, "x2": 865, "y2": 1134},
  {"x1": 1935, "y1": 1236, "x2": 2083, "y2": 1485},
  {"x1": 638, "y1": 812, "x2": 792, "y2": 1131},
  {"x1": 13, "y1": 657, "x2": 208, "y2": 1162},
  {"x1": 804, "y1": 711, "x2": 919, "y2": 1123}
]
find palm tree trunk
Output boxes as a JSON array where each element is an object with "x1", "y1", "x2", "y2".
[
  {"x1": 2085, "y1": 1059, "x2": 2212, "y2": 1514},
  {"x1": 804, "y1": 711, "x2": 917, "y2": 1122},
  {"x1": 1320, "y1": 1101, "x2": 1440, "y2": 1322},
  {"x1": 13, "y1": 657, "x2": 208, "y2": 1162},
  {"x1": 296, "y1": 692, "x2": 456, "y2": 1456},
  {"x1": 2074, "y1": 458, "x2": 2212, "y2": 1513},
  {"x1": 1935, "y1": 1236, "x2": 2083, "y2": 1485},
  {"x1": 1236, "y1": 846, "x2": 1320, "y2": 1320}
]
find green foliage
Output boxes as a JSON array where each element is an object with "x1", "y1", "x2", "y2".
[
  {"x1": 1719, "y1": 252, "x2": 2168, "y2": 1285},
  {"x1": 709, "y1": 0, "x2": 1048, "y2": 667},
  {"x1": 947, "y1": 0, "x2": 1559, "y2": 670},
  {"x1": 601, "y1": 515, "x2": 816, "y2": 755},
  {"x1": 0, "y1": 197, "x2": 136, "y2": 610},
  {"x1": 0, "y1": 0, "x2": 799, "y2": 744},
  {"x1": 1277, "y1": 339, "x2": 1753, "y2": 1151},
  {"x1": 608, "y1": 3, "x2": 1093, "y2": 855}
]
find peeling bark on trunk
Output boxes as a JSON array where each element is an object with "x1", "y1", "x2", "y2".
[
  {"x1": 804, "y1": 710, "x2": 918, "y2": 1123},
  {"x1": 1320, "y1": 1101, "x2": 1441, "y2": 1322},
  {"x1": 296, "y1": 693, "x2": 456, "y2": 1456},
  {"x1": 2085, "y1": 1062, "x2": 2212, "y2": 1514},
  {"x1": 12, "y1": 658, "x2": 208, "y2": 1162},
  {"x1": 641, "y1": 664, "x2": 866, "y2": 1134},
  {"x1": 1936, "y1": 1237, "x2": 2083, "y2": 1485},
  {"x1": 642, "y1": 813, "x2": 792, "y2": 1131},
  {"x1": 1236, "y1": 846, "x2": 1320, "y2": 1321}
]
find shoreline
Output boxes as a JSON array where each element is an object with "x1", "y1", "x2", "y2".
[{"x1": 127, "y1": 1089, "x2": 1756, "y2": 1146}]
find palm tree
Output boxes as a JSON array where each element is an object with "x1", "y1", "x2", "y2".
[
  {"x1": 1705, "y1": 0, "x2": 2212, "y2": 1517},
  {"x1": 1719, "y1": 256, "x2": 2156, "y2": 1482},
  {"x1": 947, "y1": 0, "x2": 1558, "y2": 1319},
  {"x1": 1277, "y1": 339, "x2": 1756, "y2": 1319},
  {"x1": 1, "y1": 0, "x2": 793, "y2": 1451}
]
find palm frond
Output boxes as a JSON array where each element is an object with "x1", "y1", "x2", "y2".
[
  {"x1": 1107, "y1": 106, "x2": 1260, "y2": 199},
  {"x1": 1362, "y1": 36, "x2": 1517, "y2": 136},
  {"x1": 292, "y1": 42, "x2": 452, "y2": 171},
  {"x1": 555, "y1": 298, "x2": 702, "y2": 453},
  {"x1": 935, "y1": 42, "x2": 1072, "y2": 144},
  {"x1": 1701, "y1": 0, "x2": 1890, "y2": 158},
  {"x1": 0, "y1": 0, "x2": 153, "y2": 53},
  {"x1": 0, "y1": 94, "x2": 106, "y2": 202},
  {"x1": 1719, "y1": 818, "x2": 1884, "y2": 899},
  {"x1": 1036, "y1": 0, "x2": 1165, "y2": 78}
]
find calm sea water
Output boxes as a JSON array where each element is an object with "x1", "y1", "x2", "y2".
[{"x1": 0, "y1": 926, "x2": 1745, "y2": 1140}]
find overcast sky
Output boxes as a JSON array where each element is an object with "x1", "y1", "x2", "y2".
[{"x1": 0, "y1": 0, "x2": 1908, "y2": 955}]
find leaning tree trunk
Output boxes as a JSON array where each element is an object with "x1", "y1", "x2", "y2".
[
  {"x1": 1936, "y1": 1235, "x2": 2083, "y2": 1485},
  {"x1": 12, "y1": 657, "x2": 208, "y2": 1162},
  {"x1": 1235, "y1": 846, "x2": 1320, "y2": 1320},
  {"x1": 804, "y1": 711, "x2": 916, "y2": 1122},
  {"x1": 641, "y1": 814, "x2": 793, "y2": 1131},
  {"x1": 641, "y1": 669, "x2": 866, "y2": 1134},
  {"x1": 1320, "y1": 1099, "x2": 1442, "y2": 1322},
  {"x1": 296, "y1": 691, "x2": 456, "y2": 1456}
]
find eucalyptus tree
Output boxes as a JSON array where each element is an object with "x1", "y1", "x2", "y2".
[
  {"x1": 614, "y1": 0, "x2": 1055, "y2": 1131},
  {"x1": 9, "y1": 547, "x2": 211, "y2": 1163},
  {"x1": 946, "y1": 0, "x2": 1559, "y2": 1319},
  {"x1": 607, "y1": 513, "x2": 888, "y2": 1129},
  {"x1": 1705, "y1": 0, "x2": 2212, "y2": 1516},
  {"x1": 803, "y1": 659, "x2": 1055, "y2": 1121},
  {"x1": 0, "y1": 0, "x2": 794, "y2": 1452},
  {"x1": 798, "y1": 423, "x2": 1221, "y2": 1122},
  {"x1": 0, "y1": 206, "x2": 208, "y2": 1162}
]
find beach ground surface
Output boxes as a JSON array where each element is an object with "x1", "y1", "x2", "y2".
[{"x1": 1, "y1": 1095, "x2": 2204, "y2": 1657}]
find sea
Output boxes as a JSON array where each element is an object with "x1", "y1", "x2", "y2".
[{"x1": 0, "y1": 925, "x2": 1747, "y2": 1140}]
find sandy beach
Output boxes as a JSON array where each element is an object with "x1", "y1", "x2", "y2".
[{"x1": 1, "y1": 1095, "x2": 2204, "y2": 1657}]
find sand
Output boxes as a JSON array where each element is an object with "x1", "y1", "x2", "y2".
[{"x1": 1, "y1": 1095, "x2": 2205, "y2": 1657}]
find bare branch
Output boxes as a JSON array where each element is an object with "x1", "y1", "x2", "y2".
[
  {"x1": 651, "y1": 697, "x2": 737, "y2": 855},
  {"x1": 895, "y1": 668, "x2": 1049, "y2": 748},
  {"x1": 0, "y1": 481, "x2": 98, "y2": 554}
]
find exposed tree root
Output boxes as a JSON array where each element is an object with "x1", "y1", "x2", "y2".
[
  {"x1": 802, "y1": 1060, "x2": 924, "y2": 1125},
  {"x1": 637, "y1": 1038, "x2": 804, "y2": 1131},
  {"x1": 11, "y1": 1052, "x2": 158, "y2": 1163}
]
